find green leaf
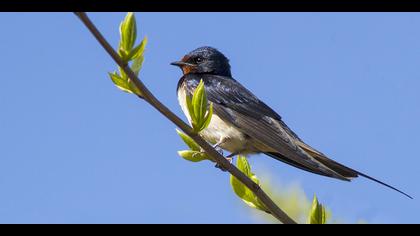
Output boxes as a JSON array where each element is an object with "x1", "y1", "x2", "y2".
[
  {"x1": 184, "y1": 79, "x2": 213, "y2": 133},
  {"x1": 127, "y1": 79, "x2": 142, "y2": 96},
  {"x1": 109, "y1": 72, "x2": 131, "y2": 93},
  {"x1": 200, "y1": 102, "x2": 213, "y2": 131},
  {"x1": 118, "y1": 47, "x2": 129, "y2": 61},
  {"x1": 176, "y1": 129, "x2": 201, "y2": 151},
  {"x1": 230, "y1": 156, "x2": 270, "y2": 213},
  {"x1": 236, "y1": 155, "x2": 251, "y2": 176},
  {"x1": 108, "y1": 71, "x2": 122, "y2": 84},
  {"x1": 176, "y1": 129, "x2": 215, "y2": 163},
  {"x1": 308, "y1": 195, "x2": 327, "y2": 224},
  {"x1": 120, "y1": 12, "x2": 137, "y2": 53},
  {"x1": 185, "y1": 94, "x2": 197, "y2": 128},
  {"x1": 131, "y1": 55, "x2": 144, "y2": 77},
  {"x1": 108, "y1": 71, "x2": 141, "y2": 96},
  {"x1": 128, "y1": 36, "x2": 148, "y2": 61},
  {"x1": 118, "y1": 66, "x2": 126, "y2": 80},
  {"x1": 192, "y1": 80, "x2": 207, "y2": 128},
  {"x1": 177, "y1": 150, "x2": 208, "y2": 162}
]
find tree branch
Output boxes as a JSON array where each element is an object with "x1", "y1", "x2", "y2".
[{"x1": 74, "y1": 12, "x2": 297, "y2": 224}]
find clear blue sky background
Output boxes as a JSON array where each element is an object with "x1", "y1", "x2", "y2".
[{"x1": 0, "y1": 13, "x2": 419, "y2": 223}]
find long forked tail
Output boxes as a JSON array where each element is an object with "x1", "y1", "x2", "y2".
[
  {"x1": 298, "y1": 141, "x2": 413, "y2": 199},
  {"x1": 266, "y1": 145, "x2": 413, "y2": 199}
]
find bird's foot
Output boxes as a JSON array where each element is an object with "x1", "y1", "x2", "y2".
[
  {"x1": 211, "y1": 138, "x2": 228, "y2": 156},
  {"x1": 213, "y1": 146, "x2": 224, "y2": 156}
]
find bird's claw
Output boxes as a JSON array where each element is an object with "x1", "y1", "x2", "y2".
[{"x1": 214, "y1": 146, "x2": 224, "y2": 155}]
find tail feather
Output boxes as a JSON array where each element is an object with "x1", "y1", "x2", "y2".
[
  {"x1": 355, "y1": 171, "x2": 413, "y2": 199},
  {"x1": 298, "y1": 143, "x2": 358, "y2": 178},
  {"x1": 266, "y1": 141, "x2": 413, "y2": 199},
  {"x1": 264, "y1": 152, "x2": 351, "y2": 181},
  {"x1": 309, "y1": 150, "x2": 413, "y2": 199}
]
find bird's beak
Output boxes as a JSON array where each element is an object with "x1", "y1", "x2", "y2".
[{"x1": 170, "y1": 61, "x2": 195, "y2": 67}]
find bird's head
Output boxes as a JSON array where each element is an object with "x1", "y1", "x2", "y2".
[{"x1": 171, "y1": 46, "x2": 232, "y2": 77}]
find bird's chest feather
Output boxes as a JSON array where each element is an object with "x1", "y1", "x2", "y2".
[{"x1": 177, "y1": 84, "x2": 248, "y2": 153}]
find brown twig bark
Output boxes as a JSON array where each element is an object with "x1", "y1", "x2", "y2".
[{"x1": 74, "y1": 12, "x2": 297, "y2": 224}]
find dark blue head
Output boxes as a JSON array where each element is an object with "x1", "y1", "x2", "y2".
[{"x1": 171, "y1": 46, "x2": 232, "y2": 77}]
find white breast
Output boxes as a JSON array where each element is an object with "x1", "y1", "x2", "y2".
[{"x1": 177, "y1": 85, "x2": 248, "y2": 153}]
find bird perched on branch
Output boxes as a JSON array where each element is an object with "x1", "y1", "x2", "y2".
[{"x1": 171, "y1": 46, "x2": 412, "y2": 199}]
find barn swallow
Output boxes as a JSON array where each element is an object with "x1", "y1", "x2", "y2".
[{"x1": 171, "y1": 46, "x2": 412, "y2": 199}]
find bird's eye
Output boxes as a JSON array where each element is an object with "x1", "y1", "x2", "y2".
[{"x1": 195, "y1": 57, "x2": 202, "y2": 63}]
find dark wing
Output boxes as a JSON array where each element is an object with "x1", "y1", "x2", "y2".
[{"x1": 182, "y1": 74, "x2": 348, "y2": 180}]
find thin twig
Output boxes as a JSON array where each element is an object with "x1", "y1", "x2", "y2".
[{"x1": 74, "y1": 12, "x2": 297, "y2": 224}]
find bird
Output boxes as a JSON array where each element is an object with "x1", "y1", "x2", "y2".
[{"x1": 171, "y1": 46, "x2": 412, "y2": 199}]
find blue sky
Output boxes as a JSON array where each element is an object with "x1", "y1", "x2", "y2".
[{"x1": 0, "y1": 12, "x2": 419, "y2": 223}]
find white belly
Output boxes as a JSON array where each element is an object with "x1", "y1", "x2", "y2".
[{"x1": 177, "y1": 86, "x2": 248, "y2": 153}]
